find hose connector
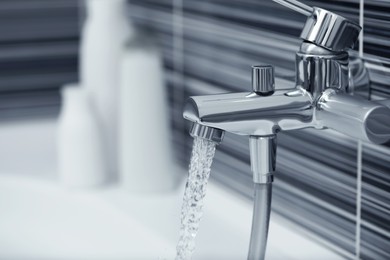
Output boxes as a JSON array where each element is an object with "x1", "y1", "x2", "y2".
[
  {"x1": 250, "y1": 135, "x2": 277, "y2": 184},
  {"x1": 190, "y1": 123, "x2": 225, "y2": 144}
]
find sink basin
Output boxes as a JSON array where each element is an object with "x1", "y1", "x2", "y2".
[
  {"x1": 0, "y1": 173, "x2": 344, "y2": 260},
  {"x1": 0, "y1": 175, "x2": 175, "y2": 259}
]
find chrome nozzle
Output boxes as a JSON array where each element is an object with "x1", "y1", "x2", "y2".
[{"x1": 189, "y1": 123, "x2": 224, "y2": 144}]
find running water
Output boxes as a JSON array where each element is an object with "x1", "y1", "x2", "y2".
[{"x1": 175, "y1": 137, "x2": 217, "y2": 260}]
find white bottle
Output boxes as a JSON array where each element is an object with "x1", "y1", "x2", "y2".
[
  {"x1": 119, "y1": 34, "x2": 180, "y2": 193},
  {"x1": 58, "y1": 84, "x2": 107, "y2": 188},
  {"x1": 80, "y1": 0, "x2": 134, "y2": 178}
]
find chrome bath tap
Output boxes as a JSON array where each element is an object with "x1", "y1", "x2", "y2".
[
  {"x1": 184, "y1": 2, "x2": 390, "y2": 179},
  {"x1": 182, "y1": 0, "x2": 390, "y2": 259}
]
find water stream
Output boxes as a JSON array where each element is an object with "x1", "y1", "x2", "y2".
[{"x1": 175, "y1": 137, "x2": 217, "y2": 260}]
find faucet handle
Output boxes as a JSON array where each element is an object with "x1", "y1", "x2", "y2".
[
  {"x1": 272, "y1": 0, "x2": 313, "y2": 16},
  {"x1": 272, "y1": 1, "x2": 361, "y2": 51},
  {"x1": 252, "y1": 65, "x2": 275, "y2": 95},
  {"x1": 301, "y1": 7, "x2": 361, "y2": 51}
]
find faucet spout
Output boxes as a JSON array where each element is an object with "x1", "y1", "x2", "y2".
[{"x1": 184, "y1": 88, "x2": 314, "y2": 136}]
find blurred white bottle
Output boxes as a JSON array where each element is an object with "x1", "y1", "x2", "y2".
[
  {"x1": 58, "y1": 84, "x2": 107, "y2": 188},
  {"x1": 80, "y1": 0, "x2": 134, "y2": 178},
  {"x1": 119, "y1": 33, "x2": 179, "y2": 192}
]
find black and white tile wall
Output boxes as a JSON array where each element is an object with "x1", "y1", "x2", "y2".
[{"x1": 0, "y1": 0, "x2": 388, "y2": 259}]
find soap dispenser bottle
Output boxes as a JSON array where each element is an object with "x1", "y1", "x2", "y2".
[
  {"x1": 58, "y1": 84, "x2": 107, "y2": 188},
  {"x1": 119, "y1": 32, "x2": 180, "y2": 193},
  {"x1": 80, "y1": 0, "x2": 134, "y2": 179}
]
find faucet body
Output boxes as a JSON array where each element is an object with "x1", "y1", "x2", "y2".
[
  {"x1": 184, "y1": 70, "x2": 390, "y2": 146},
  {"x1": 184, "y1": 5, "x2": 390, "y2": 185},
  {"x1": 184, "y1": 5, "x2": 390, "y2": 147}
]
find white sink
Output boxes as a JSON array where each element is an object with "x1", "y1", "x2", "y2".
[
  {"x1": 0, "y1": 174, "x2": 344, "y2": 260},
  {"x1": 0, "y1": 175, "x2": 175, "y2": 259}
]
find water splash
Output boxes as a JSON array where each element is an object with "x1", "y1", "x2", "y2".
[{"x1": 175, "y1": 137, "x2": 217, "y2": 260}]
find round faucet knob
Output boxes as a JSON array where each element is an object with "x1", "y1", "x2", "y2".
[{"x1": 252, "y1": 65, "x2": 275, "y2": 95}]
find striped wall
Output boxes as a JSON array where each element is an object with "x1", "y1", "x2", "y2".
[{"x1": 0, "y1": 0, "x2": 79, "y2": 118}]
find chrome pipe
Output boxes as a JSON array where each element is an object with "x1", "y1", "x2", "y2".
[{"x1": 317, "y1": 89, "x2": 390, "y2": 144}]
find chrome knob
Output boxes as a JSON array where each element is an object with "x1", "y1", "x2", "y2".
[{"x1": 252, "y1": 65, "x2": 275, "y2": 95}]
